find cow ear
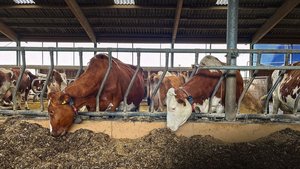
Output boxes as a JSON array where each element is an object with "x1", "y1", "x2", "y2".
[{"x1": 60, "y1": 94, "x2": 71, "y2": 105}]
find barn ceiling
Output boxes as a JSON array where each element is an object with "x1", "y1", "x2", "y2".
[{"x1": 0, "y1": 0, "x2": 299, "y2": 44}]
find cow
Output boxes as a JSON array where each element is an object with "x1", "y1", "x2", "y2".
[
  {"x1": 47, "y1": 53, "x2": 145, "y2": 137},
  {"x1": 147, "y1": 71, "x2": 186, "y2": 112},
  {"x1": 166, "y1": 55, "x2": 244, "y2": 131},
  {"x1": 0, "y1": 68, "x2": 15, "y2": 107},
  {"x1": 1, "y1": 68, "x2": 43, "y2": 110},
  {"x1": 46, "y1": 70, "x2": 68, "y2": 95},
  {"x1": 271, "y1": 62, "x2": 300, "y2": 114}
]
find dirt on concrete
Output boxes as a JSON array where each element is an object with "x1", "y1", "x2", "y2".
[{"x1": 0, "y1": 117, "x2": 299, "y2": 169}]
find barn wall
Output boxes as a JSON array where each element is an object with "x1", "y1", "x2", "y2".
[{"x1": 8, "y1": 119, "x2": 300, "y2": 143}]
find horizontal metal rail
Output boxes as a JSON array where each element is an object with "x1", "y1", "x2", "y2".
[
  {"x1": 0, "y1": 47, "x2": 300, "y2": 54},
  {"x1": 1, "y1": 110, "x2": 300, "y2": 122},
  {"x1": 198, "y1": 66, "x2": 300, "y2": 70}
]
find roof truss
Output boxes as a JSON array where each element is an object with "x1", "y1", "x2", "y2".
[
  {"x1": 251, "y1": 0, "x2": 300, "y2": 44},
  {"x1": 171, "y1": 0, "x2": 184, "y2": 44},
  {"x1": 65, "y1": 0, "x2": 96, "y2": 43},
  {"x1": 0, "y1": 21, "x2": 18, "y2": 41}
]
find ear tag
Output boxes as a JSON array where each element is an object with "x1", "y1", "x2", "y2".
[
  {"x1": 62, "y1": 100, "x2": 67, "y2": 105},
  {"x1": 69, "y1": 98, "x2": 74, "y2": 106},
  {"x1": 187, "y1": 96, "x2": 194, "y2": 104}
]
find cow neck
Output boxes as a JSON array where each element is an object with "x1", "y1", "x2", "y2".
[
  {"x1": 61, "y1": 91, "x2": 78, "y2": 118},
  {"x1": 178, "y1": 87, "x2": 194, "y2": 104}
]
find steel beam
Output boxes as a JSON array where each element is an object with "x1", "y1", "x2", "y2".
[
  {"x1": 0, "y1": 21, "x2": 18, "y2": 41},
  {"x1": 251, "y1": 0, "x2": 300, "y2": 43},
  {"x1": 65, "y1": 0, "x2": 96, "y2": 43}
]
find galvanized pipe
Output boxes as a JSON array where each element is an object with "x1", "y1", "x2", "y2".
[
  {"x1": 13, "y1": 50, "x2": 26, "y2": 110},
  {"x1": 264, "y1": 70, "x2": 286, "y2": 114},
  {"x1": 225, "y1": 0, "x2": 239, "y2": 121},
  {"x1": 189, "y1": 52, "x2": 199, "y2": 79},
  {"x1": 150, "y1": 52, "x2": 169, "y2": 112},
  {"x1": 1, "y1": 110, "x2": 300, "y2": 122},
  {"x1": 237, "y1": 70, "x2": 258, "y2": 114},
  {"x1": 40, "y1": 51, "x2": 54, "y2": 111},
  {"x1": 123, "y1": 52, "x2": 141, "y2": 112},
  {"x1": 96, "y1": 51, "x2": 112, "y2": 112},
  {"x1": 2, "y1": 47, "x2": 300, "y2": 54},
  {"x1": 16, "y1": 41, "x2": 21, "y2": 66},
  {"x1": 75, "y1": 51, "x2": 83, "y2": 79},
  {"x1": 237, "y1": 53, "x2": 261, "y2": 114},
  {"x1": 197, "y1": 65, "x2": 300, "y2": 70},
  {"x1": 208, "y1": 71, "x2": 228, "y2": 113}
]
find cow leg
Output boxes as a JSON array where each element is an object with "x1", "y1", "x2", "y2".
[
  {"x1": 16, "y1": 93, "x2": 22, "y2": 110},
  {"x1": 24, "y1": 89, "x2": 30, "y2": 110},
  {"x1": 272, "y1": 92, "x2": 280, "y2": 114}
]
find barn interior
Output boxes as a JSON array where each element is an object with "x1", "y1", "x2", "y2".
[{"x1": 0, "y1": 0, "x2": 300, "y2": 168}]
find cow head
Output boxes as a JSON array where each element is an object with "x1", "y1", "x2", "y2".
[
  {"x1": 47, "y1": 92, "x2": 77, "y2": 137},
  {"x1": 166, "y1": 88, "x2": 192, "y2": 131}
]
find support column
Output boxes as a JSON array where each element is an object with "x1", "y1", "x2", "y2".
[
  {"x1": 16, "y1": 41, "x2": 20, "y2": 66},
  {"x1": 225, "y1": 0, "x2": 239, "y2": 121},
  {"x1": 94, "y1": 43, "x2": 97, "y2": 55},
  {"x1": 171, "y1": 43, "x2": 174, "y2": 68}
]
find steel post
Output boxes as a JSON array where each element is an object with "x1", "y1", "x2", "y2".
[
  {"x1": 189, "y1": 52, "x2": 199, "y2": 79},
  {"x1": 150, "y1": 52, "x2": 169, "y2": 112},
  {"x1": 123, "y1": 52, "x2": 141, "y2": 112},
  {"x1": 13, "y1": 50, "x2": 26, "y2": 110},
  {"x1": 75, "y1": 51, "x2": 83, "y2": 79},
  {"x1": 96, "y1": 51, "x2": 112, "y2": 112},
  {"x1": 225, "y1": 0, "x2": 239, "y2": 121},
  {"x1": 40, "y1": 51, "x2": 54, "y2": 111}
]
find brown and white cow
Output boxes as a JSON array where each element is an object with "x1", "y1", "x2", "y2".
[
  {"x1": 47, "y1": 53, "x2": 145, "y2": 137},
  {"x1": 166, "y1": 55, "x2": 244, "y2": 131},
  {"x1": 1, "y1": 68, "x2": 43, "y2": 109},
  {"x1": 0, "y1": 68, "x2": 15, "y2": 106},
  {"x1": 148, "y1": 71, "x2": 186, "y2": 112},
  {"x1": 46, "y1": 70, "x2": 68, "y2": 95},
  {"x1": 271, "y1": 62, "x2": 300, "y2": 114}
]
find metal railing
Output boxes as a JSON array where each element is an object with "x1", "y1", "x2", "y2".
[{"x1": 1, "y1": 47, "x2": 300, "y2": 122}]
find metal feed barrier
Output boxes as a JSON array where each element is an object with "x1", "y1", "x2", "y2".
[{"x1": 1, "y1": 47, "x2": 300, "y2": 123}]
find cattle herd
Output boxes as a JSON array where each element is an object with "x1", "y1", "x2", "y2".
[{"x1": 0, "y1": 53, "x2": 300, "y2": 136}]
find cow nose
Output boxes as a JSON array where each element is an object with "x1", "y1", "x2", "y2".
[{"x1": 50, "y1": 131, "x2": 59, "y2": 137}]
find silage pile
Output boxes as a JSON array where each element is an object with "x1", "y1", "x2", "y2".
[{"x1": 0, "y1": 117, "x2": 299, "y2": 169}]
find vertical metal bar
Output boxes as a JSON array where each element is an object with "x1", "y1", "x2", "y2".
[
  {"x1": 42, "y1": 42, "x2": 44, "y2": 65},
  {"x1": 13, "y1": 50, "x2": 26, "y2": 110},
  {"x1": 123, "y1": 52, "x2": 141, "y2": 112},
  {"x1": 225, "y1": 0, "x2": 239, "y2": 121},
  {"x1": 284, "y1": 53, "x2": 290, "y2": 66},
  {"x1": 94, "y1": 43, "x2": 97, "y2": 55},
  {"x1": 96, "y1": 51, "x2": 112, "y2": 112},
  {"x1": 75, "y1": 51, "x2": 83, "y2": 79},
  {"x1": 237, "y1": 53, "x2": 261, "y2": 113},
  {"x1": 264, "y1": 70, "x2": 285, "y2": 114},
  {"x1": 171, "y1": 44, "x2": 174, "y2": 68},
  {"x1": 40, "y1": 51, "x2": 54, "y2": 111},
  {"x1": 189, "y1": 52, "x2": 199, "y2": 79},
  {"x1": 237, "y1": 70, "x2": 258, "y2": 114},
  {"x1": 55, "y1": 42, "x2": 58, "y2": 66},
  {"x1": 16, "y1": 41, "x2": 20, "y2": 66},
  {"x1": 150, "y1": 52, "x2": 169, "y2": 112},
  {"x1": 249, "y1": 44, "x2": 254, "y2": 78}
]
